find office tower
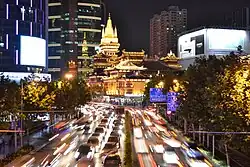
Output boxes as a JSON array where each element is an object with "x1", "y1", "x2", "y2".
[
  {"x1": 0, "y1": 0, "x2": 48, "y2": 74},
  {"x1": 48, "y1": 0, "x2": 102, "y2": 80},
  {"x1": 150, "y1": 6, "x2": 187, "y2": 57},
  {"x1": 225, "y1": 7, "x2": 250, "y2": 30}
]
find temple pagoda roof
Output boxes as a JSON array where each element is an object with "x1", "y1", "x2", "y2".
[
  {"x1": 142, "y1": 59, "x2": 180, "y2": 71},
  {"x1": 105, "y1": 60, "x2": 147, "y2": 71}
]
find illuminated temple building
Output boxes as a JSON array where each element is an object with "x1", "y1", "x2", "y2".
[
  {"x1": 88, "y1": 14, "x2": 182, "y2": 104},
  {"x1": 103, "y1": 60, "x2": 149, "y2": 96}
]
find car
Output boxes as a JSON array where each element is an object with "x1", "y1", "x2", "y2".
[
  {"x1": 101, "y1": 142, "x2": 119, "y2": 155},
  {"x1": 163, "y1": 147, "x2": 179, "y2": 164},
  {"x1": 108, "y1": 136, "x2": 120, "y2": 148},
  {"x1": 103, "y1": 154, "x2": 121, "y2": 167},
  {"x1": 98, "y1": 123, "x2": 108, "y2": 129},
  {"x1": 110, "y1": 131, "x2": 120, "y2": 137},
  {"x1": 152, "y1": 144, "x2": 165, "y2": 154},
  {"x1": 181, "y1": 141, "x2": 199, "y2": 153},
  {"x1": 95, "y1": 127, "x2": 105, "y2": 134},
  {"x1": 87, "y1": 137, "x2": 99, "y2": 146},
  {"x1": 74, "y1": 144, "x2": 94, "y2": 161},
  {"x1": 185, "y1": 150, "x2": 211, "y2": 167},
  {"x1": 92, "y1": 132, "x2": 104, "y2": 141},
  {"x1": 101, "y1": 119, "x2": 109, "y2": 125}
]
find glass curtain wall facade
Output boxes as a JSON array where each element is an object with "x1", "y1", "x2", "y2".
[
  {"x1": 48, "y1": 0, "x2": 102, "y2": 80},
  {"x1": 0, "y1": 0, "x2": 48, "y2": 73}
]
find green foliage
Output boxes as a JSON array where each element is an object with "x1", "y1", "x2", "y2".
[
  {"x1": 0, "y1": 74, "x2": 20, "y2": 121},
  {"x1": 23, "y1": 79, "x2": 56, "y2": 111},
  {"x1": 178, "y1": 55, "x2": 250, "y2": 155},
  {"x1": 52, "y1": 77, "x2": 91, "y2": 118},
  {"x1": 124, "y1": 111, "x2": 132, "y2": 167}
]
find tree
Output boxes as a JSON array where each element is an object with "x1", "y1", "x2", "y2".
[
  {"x1": 23, "y1": 77, "x2": 56, "y2": 111},
  {"x1": 0, "y1": 74, "x2": 20, "y2": 129},
  {"x1": 54, "y1": 77, "x2": 91, "y2": 118},
  {"x1": 177, "y1": 55, "x2": 250, "y2": 156}
]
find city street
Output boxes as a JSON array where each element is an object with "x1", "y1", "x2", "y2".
[
  {"x1": 6, "y1": 103, "x2": 125, "y2": 167},
  {"x1": 129, "y1": 107, "x2": 213, "y2": 167}
]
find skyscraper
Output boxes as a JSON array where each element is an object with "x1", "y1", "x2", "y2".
[
  {"x1": 150, "y1": 6, "x2": 187, "y2": 57},
  {"x1": 0, "y1": 0, "x2": 48, "y2": 74},
  {"x1": 225, "y1": 7, "x2": 250, "y2": 30},
  {"x1": 48, "y1": 0, "x2": 102, "y2": 80}
]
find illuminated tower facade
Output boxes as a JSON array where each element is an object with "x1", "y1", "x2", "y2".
[
  {"x1": 48, "y1": 0, "x2": 102, "y2": 80},
  {"x1": 0, "y1": 0, "x2": 48, "y2": 73}
]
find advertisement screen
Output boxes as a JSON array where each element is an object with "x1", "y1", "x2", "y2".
[
  {"x1": 208, "y1": 29, "x2": 247, "y2": 50},
  {"x1": 20, "y1": 36, "x2": 46, "y2": 67},
  {"x1": 167, "y1": 92, "x2": 179, "y2": 112},
  {"x1": 150, "y1": 88, "x2": 166, "y2": 103}
]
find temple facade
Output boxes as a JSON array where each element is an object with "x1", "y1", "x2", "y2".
[
  {"x1": 103, "y1": 60, "x2": 149, "y2": 96},
  {"x1": 93, "y1": 14, "x2": 120, "y2": 71}
]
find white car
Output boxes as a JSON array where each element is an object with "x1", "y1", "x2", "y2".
[{"x1": 163, "y1": 147, "x2": 179, "y2": 164}]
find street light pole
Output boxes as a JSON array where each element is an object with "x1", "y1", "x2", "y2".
[{"x1": 20, "y1": 80, "x2": 23, "y2": 147}]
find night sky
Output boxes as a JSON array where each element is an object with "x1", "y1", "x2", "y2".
[{"x1": 104, "y1": 0, "x2": 250, "y2": 53}]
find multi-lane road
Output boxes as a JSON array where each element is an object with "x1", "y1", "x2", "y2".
[
  {"x1": 6, "y1": 103, "x2": 214, "y2": 167},
  {"x1": 6, "y1": 103, "x2": 125, "y2": 167},
  {"x1": 129, "y1": 107, "x2": 213, "y2": 167}
]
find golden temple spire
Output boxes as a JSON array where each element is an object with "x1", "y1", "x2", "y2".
[
  {"x1": 102, "y1": 27, "x2": 105, "y2": 38},
  {"x1": 114, "y1": 26, "x2": 117, "y2": 37},
  {"x1": 105, "y1": 13, "x2": 114, "y2": 37}
]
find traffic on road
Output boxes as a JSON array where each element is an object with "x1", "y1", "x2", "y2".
[
  {"x1": 7, "y1": 102, "x2": 215, "y2": 167},
  {"x1": 128, "y1": 107, "x2": 213, "y2": 167},
  {"x1": 7, "y1": 103, "x2": 124, "y2": 167}
]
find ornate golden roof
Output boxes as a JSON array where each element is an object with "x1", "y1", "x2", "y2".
[{"x1": 160, "y1": 50, "x2": 180, "y2": 61}]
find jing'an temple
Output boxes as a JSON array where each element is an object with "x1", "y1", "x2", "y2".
[{"x1": 88, "y1": 14, "x2": 182, "y2": 105}]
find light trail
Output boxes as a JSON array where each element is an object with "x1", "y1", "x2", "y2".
[{"x1": 49, "y1": 134, "x2": 59, "y2": 141}]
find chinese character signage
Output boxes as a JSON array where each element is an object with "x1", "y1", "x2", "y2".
[
  {"x1": 150, "y1": 88, "x2": 167, "y2": 103},
  {"x1": 167, "y1": 92, "x2": 179, "y2": 112}
]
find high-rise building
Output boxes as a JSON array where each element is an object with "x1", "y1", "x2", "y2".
[
  {"x1": 150, "y1": 6, "x2": 187, "y2": 57},
  {"x1": 0, "y1": 0, "x2": 48, "y2": 75},
  {"x1": 225, "y1": 7, "x2": 250, "y2": 30},
  {"x1": 48, "y1": 0, "x2": 102, "y2": 80}
]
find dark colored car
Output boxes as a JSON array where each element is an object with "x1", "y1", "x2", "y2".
[
  {"x1": 75, "y1": 144, "x2": 93, "y2": 161},
  {"x1": 95, "y1": 127, "x2": 105, "y2": 134},
  {"x1": 103, "y1": 154, "x2": 121, "y2": 167},
  {"x1": 110, "y1": 131, "x2": 120, "y2": 137}
]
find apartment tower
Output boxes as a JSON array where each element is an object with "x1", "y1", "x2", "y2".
[{"x1": 150, "y1": 6, "x2": 187, "y2": 57}]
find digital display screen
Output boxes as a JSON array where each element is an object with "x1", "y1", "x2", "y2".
[
  {"x1": 20, "y1": 36, "x2": 46, "y2": 67},
  {"x1": 167, "y1": 92, "x2": 179, "y2": 112},
  {"x1": 207, "y1": 29, "x2": 246, "y2": 50},
  {"x1": 150, "y1": 88, "x2": 167, "y2": 103}
]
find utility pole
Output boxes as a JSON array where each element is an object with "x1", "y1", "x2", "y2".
[{"x1": 20, "y1": 80, "x2": 23, "y2": 147}]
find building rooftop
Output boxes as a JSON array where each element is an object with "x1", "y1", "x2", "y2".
[
  {"x1": 142, "y1": 60, "x2": 175, "y2": 71},
  {"x1": 178, "y1": 26, "x2": 249, "y2": 36}
]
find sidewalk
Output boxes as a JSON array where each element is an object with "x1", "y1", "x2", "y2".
[
  {"x1": 0, "y1": 125, "x2": 49, "y2": 159},
  {"x1": 0, "y1": 118, "x2": 64, "y2": 159}
]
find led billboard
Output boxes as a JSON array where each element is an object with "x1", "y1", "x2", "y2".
[
  {"x1": 149, "y1": 88, "x2": 166, "y2": 103},
  {"x1": 178, "y1": 28, "x2": 250, "y2": 59},
  {"x1": 20, "y1": 36, "x2": 46, "y2": 67},
  {"x1": 207, "y1": 29, "x2": 247, "y2": 50}
]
